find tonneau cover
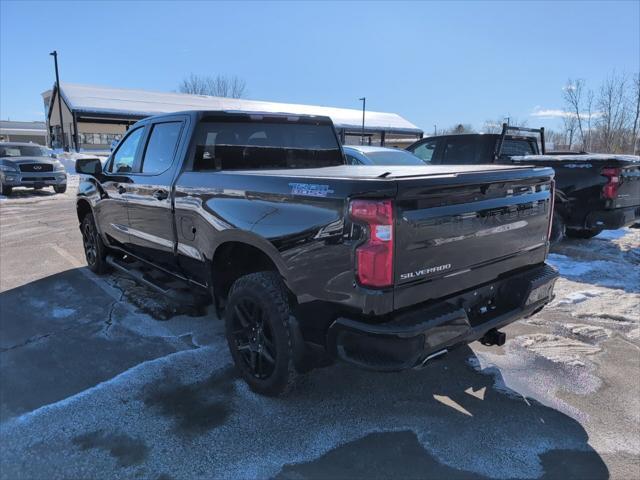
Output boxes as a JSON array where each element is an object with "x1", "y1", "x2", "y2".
[
  {"x1": 235, "y1": 164, "x2": 548, "y2": 180},
  {"x1": 513, "y1": 154, "x2": 640, "y2": 163}
]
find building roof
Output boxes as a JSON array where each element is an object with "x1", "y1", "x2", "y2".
[
  {"x1": 0, "y1": 120, "x2": 46, "y2": 136},
  {"x1": 50, "y1": 83, "x2": 422, "y2": 135}
]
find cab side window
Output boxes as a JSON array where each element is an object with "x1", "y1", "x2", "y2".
[
  {"x1": 441, "y1": 137, "x2": 478, "y2": 165},
  {"x1": 412, "y1": 140, "x2": 438, "y2": 163},
  {"x1": 141, "y1": 122, "x2": 182, "y2": 174},
  {"x1": 109, "y1": 127, "x2": 144, "y2": 173}
]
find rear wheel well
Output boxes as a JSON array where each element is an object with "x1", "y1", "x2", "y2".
[
  {"x1": 77, "y1": 199, "x2": 92, "y2": 224},
  {"x1": 211, "y1": 242, "x2": 284, "y2": 306}
]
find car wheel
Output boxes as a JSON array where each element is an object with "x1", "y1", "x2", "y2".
[
  {"x1": 0, "y1": 184, "x2": 11, "y2": 196},
  {"x1": 225, "y1": 271, "x2": 298, "y2": 396},
  {"x1": 81, "y1": 213, "x2": 109, "y2": 274},
  {"x1": 549, "y1": 212, "x2": 565, "y2": 245},
  {"x1": 54, "y1": 184, "x2": 67, "y2": 194},
  {"x1": 565, "y1": 228, "x2": 602, "y2": 239}
]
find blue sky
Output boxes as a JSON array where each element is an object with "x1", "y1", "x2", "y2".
[{"x1": 1, "y1": 0, "x2": 638, "y2": 133}]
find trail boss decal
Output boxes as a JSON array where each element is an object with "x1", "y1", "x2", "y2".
[
  {"x1": 289, "y1": 183, "x2": 334, "y2": 197},
  {"x1": 400, "y1": 263, "x2": 452, "y2": 281}
]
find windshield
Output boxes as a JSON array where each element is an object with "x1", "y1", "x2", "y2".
[
  {"x1": 192, "y1": 120, "x2": 344, "y2": 171},
  {"x1": 0, "y1": 145, "x2": 46, "y2": 158},
  {"x1": 365, "y1": 150, "x2": 426, "y2": 166}
]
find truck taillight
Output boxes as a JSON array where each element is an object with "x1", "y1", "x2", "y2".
[
  {"x1": 547, "y1": 180, "x2": 555, "y2": 241},
  {"x1": 350, "y1": 199, "x2": 394, "y2": 288},
  {"x1": 601, "y1": 167, "x2": 622, "y2": 200}
]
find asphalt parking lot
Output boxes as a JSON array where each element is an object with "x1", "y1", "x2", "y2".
[{"x1": 0, "y1": 181, "x2": 639, "y2": 480}]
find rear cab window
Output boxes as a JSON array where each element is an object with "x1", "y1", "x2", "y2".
[
  {"x1": 500, "y1": 138, "x2": 538, "y2": 158},
  {"x1": 141, "y1": 121, "x2": 183, "y2": 174},
  {"x1": 191, "y1": 118, "x2": 344, "y2": 171}
]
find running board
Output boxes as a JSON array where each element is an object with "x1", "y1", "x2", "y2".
[{"x1": 106, "y1": 255, "x2": 209, "y2": 307}]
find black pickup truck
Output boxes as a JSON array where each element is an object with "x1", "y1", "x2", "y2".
[
  {"x1": 75, "y1": 111, "x2": 558, "y2": 395},
  {"x1": 407, "y1": 125, "x2": 640, "y2": 241}
]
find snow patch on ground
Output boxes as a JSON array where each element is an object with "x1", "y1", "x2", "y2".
[
  {"x1": 555, "y1": 290, "x2": 602, "y2": 306},
  {"x1": 563, "y1": 324, "x2": 612, "y2": 342},
  {"x1": 594, "y1": 228, "x2": 629, "y2": 241},
  {"x1": 516, "y1": 334, "x2": 601, "y2": 367},
  {"x1": 52, "y1": 307, "x2": 76, "y2": 319}
]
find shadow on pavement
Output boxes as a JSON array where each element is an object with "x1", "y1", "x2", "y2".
[
  {"x1": 272, "y1": 347, "x2": 609, "y2": 480},
  {"x1": 0, "y1": 268, "x2": 187, "y2": 421}
]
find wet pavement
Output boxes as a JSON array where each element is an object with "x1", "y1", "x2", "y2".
[{"x1": 0, "y1": 186, "x2": 638, "y2": 479}]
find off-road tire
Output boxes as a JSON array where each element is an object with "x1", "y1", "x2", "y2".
[
  {"x1": 0, "y1": 184, "x2": 11, "y2": 196},
  {"x1": 81, "y1": 212, "x2": 109, "y2": 274},
  {"x1": 54, "y1": 184, "x2": 67, "y2": 194},
  {"x1": 225, "y1": 271, "x2": 298, "y2": 396},
  {"x1": 565, "y1": 228, "x2": 602, "y2": 239},
  {"x1": 549, "y1": 212, "x2": 566, "y2": 245}
]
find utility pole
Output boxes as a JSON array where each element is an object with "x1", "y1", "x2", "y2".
[
  {"x1": 433, "y1": 125, "x2": 437, "y2": 135},
  {"x1": 359, "y1": 97, "x2": 366, "y2": 145},
  {"x1": 49, "y1": 50, "x2": 67, "y2": 151}
]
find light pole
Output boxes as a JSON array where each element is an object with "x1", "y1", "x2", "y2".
[
  {"x1": 49, "y1": 50, "x2": 67, "y2": 151},
  {"x1": 359, "y1": 97, "x2": 366, "y2": 145}
]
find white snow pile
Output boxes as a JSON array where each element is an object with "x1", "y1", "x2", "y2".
[
  {"x1": 516, "y1": 334, "x2": 601, "y2": 367},
  {"x1": 555, "y1": 290, "x2": 602, "y2": 306},
  {"x1": 562, "y1": 323, "x2": 612, "y2": 342}
]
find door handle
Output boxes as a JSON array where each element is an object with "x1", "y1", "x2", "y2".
[
  {"x1": 153, "y1": 189, "x2": 169, "y2": 200},
  {"x1": 117, "y1": 185, "x2": 127, "y2": 194}
]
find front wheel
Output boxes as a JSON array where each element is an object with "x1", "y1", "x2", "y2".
[
  {"x1": 53, "y1": 184, "x2": 67, "y2": 194},
  {"x1": 81, "y1": 213, "x2": 109, "y2": 274},
  {"x1": 225, "y1": 271, "x2": 298, "y2": 396},
  {"x1": 566, "y1": 228, "x2": 602, "y2": 239}
]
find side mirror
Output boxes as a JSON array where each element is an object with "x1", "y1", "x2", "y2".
[{"x1": 76, "y1": 157, "x2": 103, "y2": 176}]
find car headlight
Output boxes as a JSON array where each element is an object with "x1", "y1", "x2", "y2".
[
  {"x1": 53, "y1": 160, "x2": 65, "y2": 171},
  {"x1": 0, "y1": 164, "x2": 19, "y2": 172}
]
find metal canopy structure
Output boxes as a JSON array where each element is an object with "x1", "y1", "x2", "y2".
[{"x1": 46, "y1": 83, "x2": 422, "y2": 150}]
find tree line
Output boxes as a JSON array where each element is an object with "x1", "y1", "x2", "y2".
[
  {"x1": 178, "y1": 71, "x2": 639, "y2": 154},
  {"x1": 555, "y1": 72, "x2": 640, "y2": 154}
]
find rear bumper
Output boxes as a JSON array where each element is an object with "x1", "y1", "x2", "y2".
[
  {"x1": 585, "y1": 205, "x2": 640, "y2": 230},
  {"x1": 327, "y1": 263, "x2": 558, "y2": 371},
  {"x1": 1, "y1": 172, "x2": 67, "y2": 188}
]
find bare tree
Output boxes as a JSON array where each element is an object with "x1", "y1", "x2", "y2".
[
  {"x1": 179, "y1": 73, "x2": 247, "y2": 98},
  {"x1": 563, "y1": 79, "x2": 586, "y2": 148},
  {"x1": 562, "y1": 113, "x2": 578, "y2": 149},
  {"x1": 631, "y1": 73, "x2": 640, "y2": 154},
  {"x1": 596, "y1": 72, "x2": 629, "y2": 152},
  {"x1": 482, "y1": 116, "x2": 528, "y2": 134}
]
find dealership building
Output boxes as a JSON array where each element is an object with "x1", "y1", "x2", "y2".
[
  {"x1": 42, "y1": 83, "x2": 423, "y2": 152},
  {"x1": 0, "y1": 120, "x2": 47, "y2": 145}
]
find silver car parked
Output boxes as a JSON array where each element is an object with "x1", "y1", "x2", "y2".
[{"x1": 0, "y1": 142, "x2": 67, "y2": 195}]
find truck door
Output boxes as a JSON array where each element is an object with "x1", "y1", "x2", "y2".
[
  {"x1": 125, "y1": 117, "x2": 187, "y2": 271},
  {"x1": 94, "y1": 125, "x2": 146, "y2": 249}
]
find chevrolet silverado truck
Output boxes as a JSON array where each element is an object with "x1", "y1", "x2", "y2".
[
  {"x1": 75, "y1": 111, "x2": 558, "y2": 395},
  {"x1": 407, "y1": 124, "x2": 640, "y2": 242},
  {"x1": 0, "y1": 142, "x2": 68, "y2": 195}
]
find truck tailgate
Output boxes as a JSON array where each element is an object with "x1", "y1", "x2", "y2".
[{"x1": 393, "y1": 167, "x2": 554, "y2": 310}]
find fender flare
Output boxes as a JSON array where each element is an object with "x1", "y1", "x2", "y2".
[{"x1": 209, "y1": 230, "x2": 290, "y2": 284}]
